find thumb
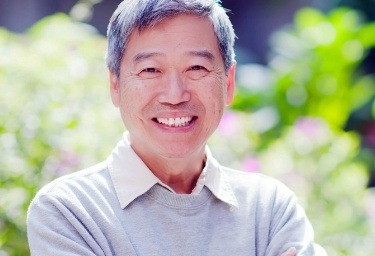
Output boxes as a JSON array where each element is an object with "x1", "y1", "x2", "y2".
[{"x1": 281, "y1": 247, "x2": 297, "y2": 256}]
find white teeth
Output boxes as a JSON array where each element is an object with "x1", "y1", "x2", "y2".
[{"x1": 156, "y1": 116, "x2": 193, "y2": 127}]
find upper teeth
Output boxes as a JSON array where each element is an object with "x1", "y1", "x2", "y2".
[{"x1": 156, "y1": 117, "x2": 193, "y2": 127}]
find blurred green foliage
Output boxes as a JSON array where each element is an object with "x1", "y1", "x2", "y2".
[
  {"x1": 0, "y1": 7, "x2": 374, "y2": 256},
  {"x1": 0, "y1": 14, "x2": 123, "y2": 255},
  {"x1": 213, "y1": 6, "x2": 375, "y2": 256},
  {"x1": 233, "y1": 7, "x2": 375, "y2": 129}
]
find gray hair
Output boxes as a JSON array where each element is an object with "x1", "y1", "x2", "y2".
[{"x1": 106, "y1": 0, "x2": 236, "y2": 77}]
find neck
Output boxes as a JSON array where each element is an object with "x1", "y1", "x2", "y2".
[
  {"x1": 134, "y1": 148, "x2": 206, "y2": 194},
  {"x1": 156, "y1": 158, "x2": 205, "y2": 194}
]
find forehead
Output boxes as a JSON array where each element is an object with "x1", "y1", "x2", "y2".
[{"x1": 123, "y1": 14, "x2": 222, "y2": 62}]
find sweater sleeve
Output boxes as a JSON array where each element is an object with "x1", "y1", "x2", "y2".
[
  {"x1": 27, "y1": 193, "x2": 103, "y2": 256},
  {"x1": 265, "y1": 182, "x2": 316, "y2": 256}
]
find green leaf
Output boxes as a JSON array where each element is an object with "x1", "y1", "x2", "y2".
[
  {"x1": 295, "y1": 7, "x2": 325, "y2": 30},
  {"x1": 349, "y1": 75, "x2": 375, "y2": 111},
  {"x1": 358, "y1": 23, "x2": 375, "y2": 48}
]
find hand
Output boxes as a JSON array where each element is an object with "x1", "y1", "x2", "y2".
[{"x1": 280, "y1": 247, "x2": 297, "y2": 256}]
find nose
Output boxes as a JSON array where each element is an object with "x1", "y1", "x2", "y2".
[{"x1": 158, "y1": 71, "x2": 191, "y2": 105}]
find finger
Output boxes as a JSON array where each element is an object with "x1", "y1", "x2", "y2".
[{"x1": 280, "y1": 247, "x2": 297, "y2": 256}]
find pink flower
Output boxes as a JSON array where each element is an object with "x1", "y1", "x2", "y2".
[
  {"x1": 217, "y1": 111, "x2": 241, "y2": 138},
  {"x1": 242, "y1": 156, "x2": 260, "y2": 173},
  {"x1": 295, "y1": 117, "x2": 325, "y2": 136}
]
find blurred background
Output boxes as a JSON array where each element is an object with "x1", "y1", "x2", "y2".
[{"x1": 0, "y1": 0, "x2": 374, "y2": 255}]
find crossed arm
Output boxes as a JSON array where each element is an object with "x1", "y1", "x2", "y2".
[
  {"x1": 281, "y1": 244, "x2": 327, "y2": 256},
  {"x1": 281, "y1": 247, "x2": 297, "y2": 256}
]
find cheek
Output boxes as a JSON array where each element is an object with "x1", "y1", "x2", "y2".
[
  {"x1": 118, "y1": 85, "x2": 143, "y2": 121},
  {"x1": 209, "y1": 83, "x2": 226, "y2": 106},
  {"x1": 203, "y1": 84, "x2": 226, "y2": 121},
  {"x1": 119, "y1": 79, "x2": 147, "y2": 107},
  {"x1": 119, "y1": 87, "x2": 132, "y2": 110}
]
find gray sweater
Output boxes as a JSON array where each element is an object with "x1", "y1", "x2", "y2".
[{"x1": 27, "y1": 161, "x2": 315, "y2": 255}]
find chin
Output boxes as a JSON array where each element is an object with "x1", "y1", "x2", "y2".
[{"x1": 157, "y1": 144, "x2": 203, "y2": 159}]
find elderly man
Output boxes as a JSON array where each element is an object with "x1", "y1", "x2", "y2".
[{"x1": 27, "y1": 0, "x2": 324, "y2": 255}]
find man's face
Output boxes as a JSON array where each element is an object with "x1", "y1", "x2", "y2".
[{"x1": 110, "y1": 14, "x2": 235, "y2": 160}]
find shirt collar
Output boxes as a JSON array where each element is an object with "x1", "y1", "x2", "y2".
[
  {"x1": 108, "y1": 132, "x2": 238, "y2": 209},
  {"x1": 199, "y1": 148, "x2": 239, "y2": 208}
]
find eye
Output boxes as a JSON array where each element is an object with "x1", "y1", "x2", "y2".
[
  {"x1": 189, "y1": 65, "x2": 205, "y2": 71},
  {"x1": 138, "y1": 67, "x2": 161, "y2": 79},
  {"x1": 187, "y1": 65, "x2": 209, "y2": 79},
  {"x1": 143, "y1": 67, "x2": 158, "y2": 73}
]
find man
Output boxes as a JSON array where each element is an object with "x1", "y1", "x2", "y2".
[{"x1": 27, "y1": 0, "x2": 324, "y2": 255}]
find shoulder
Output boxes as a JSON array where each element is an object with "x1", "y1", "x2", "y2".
[
  {"x1": 31, "y1": 161, "x2": 112, "y2": 207},
  {"x1": 221, "y1": 167, "x2": 296, "y2": 206},
  {"x1": 41, "y1": 161, "x2": 108, "y2": 190},
  {"x1": 223, "y1": 167, "x2": 292, "y2": 193},
  {"x1": 27, "y1": 162, "x2": 122, "y2": 254}
]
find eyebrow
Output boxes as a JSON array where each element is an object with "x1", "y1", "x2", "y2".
[
  {"x1": 186, "y1": 50, "x2": 215, "y2": 62},
  {"x1": 132, "y1": 50, "x2": 215, "y2": 63},
  {"x1": 133, "y1": 52, "x2": 165, "y2": 63}
]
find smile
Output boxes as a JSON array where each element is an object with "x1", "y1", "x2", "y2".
[{"x1": 155, "y1": 116, "x2": 194, "y2": 127}]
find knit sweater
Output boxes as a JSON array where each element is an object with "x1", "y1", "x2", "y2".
[{"x1": 27, "y1": 161, "x2": 315, "y2": 255}]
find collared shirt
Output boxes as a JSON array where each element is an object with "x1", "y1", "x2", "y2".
[{"x1": 107, "y1": 132, "x2": 239, "y2": 209}]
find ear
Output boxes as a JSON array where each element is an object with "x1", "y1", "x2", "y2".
[
  {"x1": 225, "y1": 62, "x2": 236, "y2": 105},
  {"x1": 109, "y1": 70, "x2": 120, "y2": 107}
]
